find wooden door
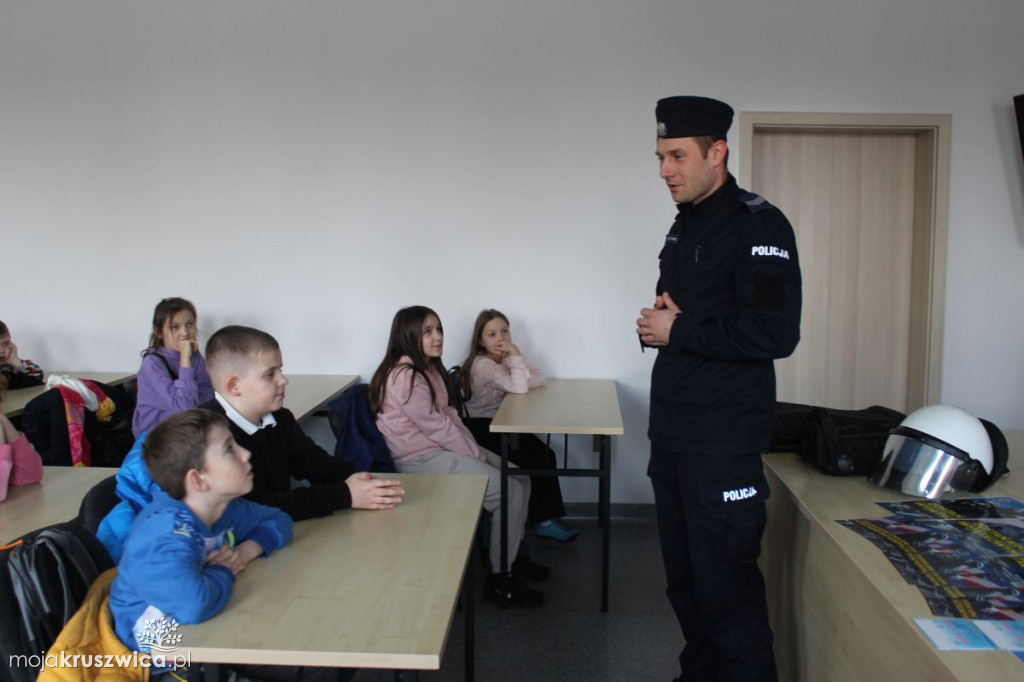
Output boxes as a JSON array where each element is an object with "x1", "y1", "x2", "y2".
[{"x1": 740, "y1": 114, "x2": 950, "y2": 412}]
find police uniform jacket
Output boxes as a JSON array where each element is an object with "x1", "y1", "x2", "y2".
[{"x1": 650, "y1": 174, "x2": 801, "y2": 455}]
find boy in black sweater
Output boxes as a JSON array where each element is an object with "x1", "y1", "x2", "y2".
[{"x1": 201, "y1": 325, "x2": 404, "y2": 520}]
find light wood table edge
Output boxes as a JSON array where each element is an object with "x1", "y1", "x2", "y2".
[
  {"x1": 282, "y1": 374, "x2": 359, "y2": 423},
  {"x1": 179, "y1": 473, "x2": 487, "y2": 673},
  {"x1": 177, "y1": 647, "x2": 440, "y2": 670},
  {"x1": 762, "y1": 450, "x2": 1024, "y2": 681},
  {"x1": 488, "y1": 379, "x2": 624, "y2": 435}
]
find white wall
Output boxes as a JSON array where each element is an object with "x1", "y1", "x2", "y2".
[{"x1": 2, "y1": 0, "x2": 1023, "y2": 503}]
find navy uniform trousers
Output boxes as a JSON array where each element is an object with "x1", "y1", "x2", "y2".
[{"x1": 648, "y1": 446, "x2": 778, "y2": 682}]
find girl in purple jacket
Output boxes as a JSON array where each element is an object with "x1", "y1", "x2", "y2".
[{"x1": 131, "y1": 297, "x2": 214, "y2": 437}]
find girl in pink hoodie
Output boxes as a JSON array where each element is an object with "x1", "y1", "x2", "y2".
[
  {"x1": 369, "y1": 305, "x2": 548, "y2": 608},
  {"x1": 459, "y1": 309, "x2": 578, "y2": 543}
]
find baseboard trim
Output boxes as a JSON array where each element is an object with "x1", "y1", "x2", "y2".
[{"x1": 563, "y1": 502, "x2": 657, "y2": 521}]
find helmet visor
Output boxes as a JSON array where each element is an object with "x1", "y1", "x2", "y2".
[{"x1": 869, "y1": 432, "x2": 971, "y2": 499}]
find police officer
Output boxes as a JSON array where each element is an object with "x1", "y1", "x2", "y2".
[{"x1": 636, "y1": 96, "x2": 802, "y2": 682}]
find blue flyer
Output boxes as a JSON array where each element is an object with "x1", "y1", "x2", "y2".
[{"x1": 914, "y1": 618, "x2": 995, "y2": 650}]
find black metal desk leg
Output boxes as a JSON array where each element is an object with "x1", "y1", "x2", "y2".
[
  {"x1": 593, "y1": 435, "x2": 606, "y2": 530},
  {"x1": 464, "y1": 549, "x2": 475, "y2": 682},
  {"x1": 600, "y1": 434, "x2": 611, "y2": 613},
  {"x1": 500, "y1": 433, "x2": 510, "y2": 607}
]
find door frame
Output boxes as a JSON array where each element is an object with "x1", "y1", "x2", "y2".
[{"x1": 738, "y1": 112, "x2": 951, "y2": 409}]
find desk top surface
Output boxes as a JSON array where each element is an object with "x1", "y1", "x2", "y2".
[
  {"x1": 4, "y1": 371, "x2": 136, "y2": 418},
  {"x1": 179, "y1": 473, "x2": 487, "y2": 670},
  {"x1": 282, "y1": 374, "x2": 359, "y2": 422},
  {"x1": 764, "y1": 429, "x2": 1024, "y2": 678},
  {"x1": 1, "y1": 466, "x2": 119, "y2": 542},
  {"x1": 490, "y1": 378, "x2": 623, "y2": 435},
  {"x1": 4, "y1": 372, "x2": 355, "y2": 423}
]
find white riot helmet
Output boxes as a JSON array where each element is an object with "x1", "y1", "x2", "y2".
[{"x1": 869, "y1": 404, "x2": 1008, "y2": 499}]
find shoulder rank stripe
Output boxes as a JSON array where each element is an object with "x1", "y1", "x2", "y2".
[{"x1": 738, "y1": 191, "x2": 771, "y2": 213}]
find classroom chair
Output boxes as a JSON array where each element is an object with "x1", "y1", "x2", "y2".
[
  {"x1": 75, "y1": 475, "x2": 120, "y2": 536},
  {"x1": 446, "y1": 365, "x2": 471, "y2": 423}
]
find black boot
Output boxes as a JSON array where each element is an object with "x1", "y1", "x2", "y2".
[
  {"x1": 511, "y1": 554, "x2": 551, "y2": 582},
  {"x1": 484, "y1": 572, "x2": 545, "y2": 607}
]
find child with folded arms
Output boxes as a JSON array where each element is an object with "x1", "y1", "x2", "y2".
[{"x1": 109, "y1": 409, "x2": 354, "y2": 681}]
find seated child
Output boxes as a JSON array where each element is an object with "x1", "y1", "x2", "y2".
[
  {"x1": 460, "y1": 309, "x2": 579, "y2": 542},
  {"x1": 133, "y1": 297, "x2": 216, "y2": 437},
  {"x1": 109, "y1": 409, "x2": 352, "y2": 682},
  {"x1": 109, "y1": 409, "x2": 291, "y2": 665},
  {"x1": 0, "y1": 319, "x2": 44, "y2": 389},
  {"x1": 201, "y1": 325, "x2": 405, "y2": 520},
  {"x1": 1, "y1": 374, "x2": 44, "y2": 501},
  {"x1": 370, "y1": 306, "x2": 548, "y2": 607}
]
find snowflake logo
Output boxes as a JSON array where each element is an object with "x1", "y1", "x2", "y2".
[{"x1": 137, "y1": 616, "x2": 183, "y2": 652}]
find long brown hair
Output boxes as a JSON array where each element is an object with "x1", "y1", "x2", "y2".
[
  {"x1": 459, "y1": 309, "x2": 509, "y2": 402},
  {"x1": 368, "y1": 306, "x2": 451, "y2": 415},
  {"x1": 144, "y1": 297, "x2": 199, "y2": 353}
]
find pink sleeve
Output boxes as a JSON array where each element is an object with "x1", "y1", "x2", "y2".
[
  {"x1": 476, "y1": 356, "x2": 531, "y2": 394},
  {"x1": 395, "y1": 370, "x2": 483, "y2": 460},
  {"x1": 0, "y1": 450, "x2": 12, "y2": 502},
  {"x1": 9, "y1": 434, "x2": 43, "y2": 485}
]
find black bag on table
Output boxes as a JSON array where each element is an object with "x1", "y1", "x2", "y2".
[{"x1": 771, "y1": 402, "x2": 906, "y2": 476}]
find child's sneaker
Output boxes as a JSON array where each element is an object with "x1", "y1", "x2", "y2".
[
  {"x1": 535, "y1": 520, "x2": 580, "y2": 543},
  {"x1": 512, "y1": 553, "x2": 551, "y2": 582},
  {"x1": 484, "y1": 573, "x2": 545, "y2": 608}
]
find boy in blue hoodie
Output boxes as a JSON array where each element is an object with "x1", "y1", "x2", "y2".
[
  {"x1": 109, "y1": 408, "x2": 353, "y2": 682},
  {"x1": 109, "y1": 407, "x2": 289, "y2": 648}
]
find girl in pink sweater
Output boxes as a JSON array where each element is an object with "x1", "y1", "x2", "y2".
[
  {"x1": 1, "y1": 374, "x2": 44, "y2": 502},
  {"x1": 369, "y1": 306, "x2": 548, "y2": 607},
  {"x1": 459, "y1": 309, "x2": 578, "y2": 543}
]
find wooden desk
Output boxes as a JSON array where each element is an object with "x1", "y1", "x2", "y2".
[
  {"x1": 490, "y1": 378, "x2": 624, "y2": 611},
  {"x1": 283, "y1": 374, "x2": 358, "y2": 423},
  {"x1": 4, "y1": 371, "x2": 136, "y2": 420},
  {"x1": 762, "y1": 430, "x2": 1024, "y2": 681},
  {"x1": 1, "y1": 466, "x2": 118, "y2": 542},
  {"x1": 180, "y1": 473, "x2": 487, "y2": 679}
]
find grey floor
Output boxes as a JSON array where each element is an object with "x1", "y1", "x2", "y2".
[{"x1": 353, "y1": 513, "x2": 682, "y2": 682}]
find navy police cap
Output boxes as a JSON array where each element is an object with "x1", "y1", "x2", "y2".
[{"x1": 656, "y1": 96, "x2": 734, "y2": 139}]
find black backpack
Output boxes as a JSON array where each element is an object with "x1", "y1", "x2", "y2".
[
  {"x1": 771, "y1": 402, "x2": 906, "y2": 476},
  {"x1": 0, "y1": 522, "x2": 114, "y2": 682}
]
